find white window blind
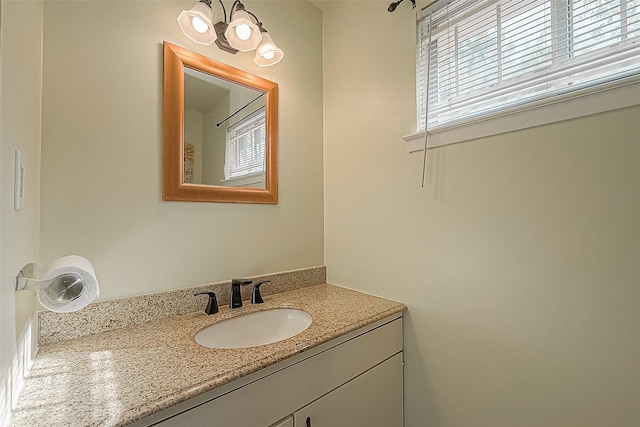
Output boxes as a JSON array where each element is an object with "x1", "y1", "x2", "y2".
[
  {"x1": 417, "y1": 0, "x2": 640, "y2": 132},
  {"x1": 224, "y1": 109, "x2": 266, "y2": 180}
]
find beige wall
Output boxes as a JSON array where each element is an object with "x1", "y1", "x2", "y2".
[
  {"x1": 5, "y1": 0, "x2": 640, "y2": 425},
  {"x1": 323, "y1": 2, "x2": 640, "y2": 426},
  {"x1": 40, "y1": 0, "x2": 324, "y2": 300},
  {"x1": 0, "y1": 0, "x2": 43, "y2": 422}
]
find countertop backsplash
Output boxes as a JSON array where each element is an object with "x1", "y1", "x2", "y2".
[{"x1": 38, "y1": 266, "x2": 326, "y2": 345}]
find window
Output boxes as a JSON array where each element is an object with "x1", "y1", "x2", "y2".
[
  {"x1": 224, "y1": 108, "x2": 266, "y2": 181},
  {"x1": 417, "y1": 0, "x2": 640, "y2": 133}
]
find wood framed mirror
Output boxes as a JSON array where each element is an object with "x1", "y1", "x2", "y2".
[{"x1": 162, "y1": 42, "x2": 278, "y2": 204}]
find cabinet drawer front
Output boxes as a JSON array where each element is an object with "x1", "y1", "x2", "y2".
[
  {"x1": 152, "y1": 318, "x2": 402, "y2": 427},
  {"x1": 293, "y1": 353, "x2": 404, "y2": 427}
]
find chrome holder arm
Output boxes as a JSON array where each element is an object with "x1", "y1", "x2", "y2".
[{"x1": 15, "y1": 263, "x2": 45, "y2": 291}]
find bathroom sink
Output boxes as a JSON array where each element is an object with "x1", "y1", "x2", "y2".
[{"x1": 195, "y1": 308, "x2": 312, "y2": 349}]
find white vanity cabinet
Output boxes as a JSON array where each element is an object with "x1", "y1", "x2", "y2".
[
  {"x1": 136, "y1": 314, "x2": 403, "y2": 427},
  {"x1": 269, "y1": 416, "x2": 293, "y2": 427},
  {"x1": 292, "y1": 353, "x2": 403, "y2": 427}
]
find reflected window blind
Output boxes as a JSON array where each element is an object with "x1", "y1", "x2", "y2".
[
  {"x1": 417, "y1": 0, "x2": 640, "y2": 131},
  {"x1": 225, "y1": 108, "x2": 266, "y2": 180}
]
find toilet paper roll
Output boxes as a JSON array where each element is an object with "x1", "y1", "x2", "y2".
[{"x1": 38, "y1": 255, "x2": 100, "y2": 313}]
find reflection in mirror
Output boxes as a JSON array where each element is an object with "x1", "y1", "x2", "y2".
[
  {"x1": 163, "y1": 42, "x2": 278, "y2": 203},
  {"x1": 184, "y1": 68, "x2": 266, "y2": 189}
]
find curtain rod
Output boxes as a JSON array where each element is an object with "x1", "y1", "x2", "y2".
[{"x1": 216, "y1": 92, "x2": 265, "y2": 127}]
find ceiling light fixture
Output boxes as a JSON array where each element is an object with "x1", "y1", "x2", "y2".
[{"x1": 177, "y1": 0, "x2": 285, "y2": 67}]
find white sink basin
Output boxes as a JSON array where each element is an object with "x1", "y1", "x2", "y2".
[{"x1": 195, "y1": 308, "x2": 312, "y2": 349}]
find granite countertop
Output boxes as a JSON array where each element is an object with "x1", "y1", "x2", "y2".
[{"x1": 10, "y1": 284, "x2": 405, "y2": 427}]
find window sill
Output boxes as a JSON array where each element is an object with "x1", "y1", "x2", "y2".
[
  {"x1": 403, "y1": 75, "x2": 640, "y2": 153},
  {"x1": 221, "y1": 173, "x2": 266, "y2": 188}
]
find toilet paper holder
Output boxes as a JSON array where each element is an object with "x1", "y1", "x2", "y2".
[
  {"x1": 15, "y1": 262, "x2": 46, "y2": 291},
  {"x1": 16, "y1": 263, "x2": 84, "y2": 303},
  {"x1": 15, "y1": 256, "x2": 100, "y2": 312}
]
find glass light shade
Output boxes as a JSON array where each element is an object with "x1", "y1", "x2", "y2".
[
  {"x1": 224, "y1": 9, "x2": 262, "y2": 52},
  {"x1": 253, "y1": 33, "x2": 284, "y2": 67},
  {"x1": 177, "y1": 2, "x2": 216, "y2": 45}
]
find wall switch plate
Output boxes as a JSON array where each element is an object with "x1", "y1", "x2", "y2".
[{"x1": 14, "y1": 150, "x2": 24, "y2": 211}]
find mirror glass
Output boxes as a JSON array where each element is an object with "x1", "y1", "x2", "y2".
[
  {"x1": 163, "y1": 42, "x2": 278, "y2": 204},
  {"x1": 184, "y1": 68, "x2": 266, "y2": 189}
]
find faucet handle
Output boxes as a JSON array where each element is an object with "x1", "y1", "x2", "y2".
[
  {"x1": 251, "y1": 280, "x2": 271, "y2": 304},
  {"x1": 194, "y1": 291, "x2": 218, "y2": 315}
]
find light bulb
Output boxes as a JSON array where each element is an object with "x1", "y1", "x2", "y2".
[
  {"x1": 262, "y1": 51, "x2": 275, "y2": 60},
  {"x1": 192, "y1": 16, "x2": 209, "y2": 33},
  {"x1": 235, "y1": 24, "x2": 252, "y2": 40}
]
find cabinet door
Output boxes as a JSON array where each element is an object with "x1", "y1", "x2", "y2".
[
  {"x1": 269, "y1": 416, "x2": 294, "y2": 427},
  {"x1": 293, "y1": 353, "x2": 403, "y2": 427}
]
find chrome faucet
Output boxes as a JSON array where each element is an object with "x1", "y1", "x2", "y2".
[{"x1": 230, "y1": 278, "x2": 252, "y2": 308}]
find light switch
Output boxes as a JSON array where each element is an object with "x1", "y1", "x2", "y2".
[{"x1": 14, "y1": 150, "x2": 24, "y2": 211}]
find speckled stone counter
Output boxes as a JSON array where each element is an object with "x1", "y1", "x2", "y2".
[
  {"x1": 39, "y1": 266, "x2": 327, "y2": 345},
  {"x1": 10, "y1": 284, "x2": 405, "y2": 427}
]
